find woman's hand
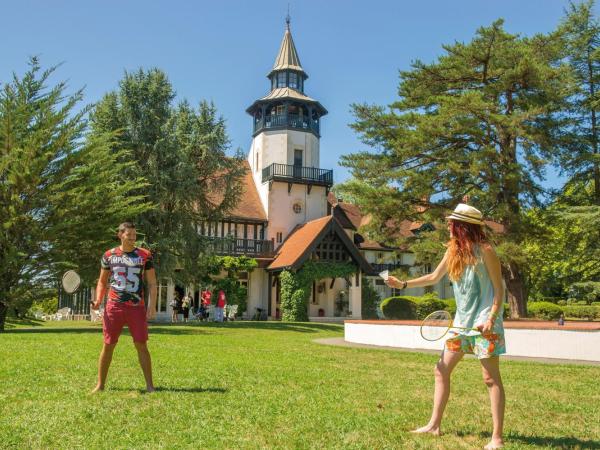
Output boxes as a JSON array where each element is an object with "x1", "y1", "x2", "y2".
[
  {"x1": 386, "y1": 275, "x2": 400, "y2": 288},
  {"x1": 480, "y1": 318, "x2": 494, "y2": 335}
]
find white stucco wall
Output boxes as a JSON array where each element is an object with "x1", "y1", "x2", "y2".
[
  {"x1": 267, "y1": 182, "x2": 327, "y2": 245},
  {"x1": 344, "y1": 323, "x2": 600, "y2": 362},
  {"x1": 248, "y1": 128, "x2": 322, "y2": 219},
  {"x1": 246, "y1": 269, "x2": 268, "y2": 319}
]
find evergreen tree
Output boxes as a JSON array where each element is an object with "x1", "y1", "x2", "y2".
[
  {"x1": 337, "y1": 21, "x2": 570, "y2": 317},
  {"x1": 559, "y1": 0, "x2": 600, "y2": 204},
  {"x1": 0, "y1": 60, "x2": 150, "y2": 330},
  {"x1": 524, "y1": 181, "x2": 600, "y2": 302},
  {"x1": 90, "y1": 69, "x2": 245, "y2": 284},
  {"x1": 523, "y1": 1, "x2": 600, "y2": 304}
]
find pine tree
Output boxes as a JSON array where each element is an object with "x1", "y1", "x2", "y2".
[
  {"x1": 559, "y1": 0, "x2": 600, "y2": 204},
  {"x1": 0, "y1": 59, "x2": 150, "y2": 330},
  {"x1": 337, "y1": 21, "x2": 571, "y2": 317}
]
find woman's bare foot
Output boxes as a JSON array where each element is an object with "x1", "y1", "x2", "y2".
[
  {"x1": 146, "y1": 386, "x2": 156, "y2": 393},
  {"x1": 484, "y1": 438, "x2": 504, "y2": 449},
  {"x1": 410, "y1": 425, "x2": 441, "y2": 436},
  {"x1": 91, "y1": 385, "x2": 104, "y2": 394}
]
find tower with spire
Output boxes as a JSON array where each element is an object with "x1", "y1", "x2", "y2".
[{"x1": 247, "y1": 18, "x2": 332, "y2": 247}]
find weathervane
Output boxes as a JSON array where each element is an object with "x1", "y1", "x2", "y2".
[{"x1": 286, "y1": 4, "x2": 291, "y2": 30}]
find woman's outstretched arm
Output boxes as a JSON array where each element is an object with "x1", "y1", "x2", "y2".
[{"x1": 387, "y1": 250, "x2": 449, "y2": 289}]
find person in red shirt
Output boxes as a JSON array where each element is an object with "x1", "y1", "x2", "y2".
[
  {"x1": 91, "y1": 222, "x2": 157, "y2": 393},
  {"x1": 216, "y1": 289, "x2": 227, "y2": 322},
  {"x1": 202, "y1": 289, "x2": 212, "y2": 306},
  {"x1": 199, "y1": 289, "x2": 212, "y2": 320}
]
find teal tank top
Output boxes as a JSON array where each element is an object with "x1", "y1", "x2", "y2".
[{"x1": 451, "y1": 246, "x2": 504, "y2": 336}]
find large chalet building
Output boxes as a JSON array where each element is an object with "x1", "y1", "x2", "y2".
[{"x1": 150, "y1": 20, "x2": 454, "y2": 321}]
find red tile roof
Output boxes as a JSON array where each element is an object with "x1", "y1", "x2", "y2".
[
  {"x1": 208, "y1": 160, "x2": 267, "y2": 222},
  {"x1": 327, "y1": 195, "x2": 504, "y2": 248},
  {"x1": 268, "y1": 216, "x2": 332, "y2": 270}
]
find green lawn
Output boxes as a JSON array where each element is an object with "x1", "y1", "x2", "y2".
[{"x1": 1, "y1": 321, "x2": 599, "y2": 449}]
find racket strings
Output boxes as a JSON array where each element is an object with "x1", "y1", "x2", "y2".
[
  {"x1": 420, "y1": 310, "x2": 452, "y2": 341},
  {"x1": 62, "y1": 270, "x2": 81, "y2": 294}
]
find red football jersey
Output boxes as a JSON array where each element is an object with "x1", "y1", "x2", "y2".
[{"x1": 101, "y1": 247, "x2": 154, "y2": 305}]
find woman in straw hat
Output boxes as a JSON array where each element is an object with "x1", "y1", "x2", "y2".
[{"x1": 385, "y1": 203, "x2": 506, "y2": 449}]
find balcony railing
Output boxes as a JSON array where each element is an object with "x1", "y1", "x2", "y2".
[
  {"x1": 205, "y1": 237, "x2": 274, "y2": 257},
  {"x1": 262, "y1": 163, "x2": 333, "y2": 187},
  {"x1": 253, "y1": 113, "x2": 320, "y2": 135}
]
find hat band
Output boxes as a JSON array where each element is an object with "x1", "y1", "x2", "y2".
[{"x1": 450, "y1": 211, "x2": 482, "y2": 221}]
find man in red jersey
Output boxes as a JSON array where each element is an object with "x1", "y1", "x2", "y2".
[{"x1": 91, "y1": 222, "x2": 157, "y2": 393}]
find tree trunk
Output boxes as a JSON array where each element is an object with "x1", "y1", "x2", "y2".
[
  {"x1": 503, "y1": 263, "x2": 527, "y2": 318},
  {"x1": 0, "y1": 301, "x2": 7, "y2": 332}
]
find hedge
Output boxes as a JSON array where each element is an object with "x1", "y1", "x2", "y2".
[
  {"x1": 380, "y1": 294, "x2": 456, "y2": 320},
  {"x1": 527, "y1": 302, "x2": 563, "y2": 320},
  {"x1": 380, "y1": 297, "x2": 417, "y2": 319},
  {"x1": 563, "y1": 306, "x2": 600, "y2": 320}
]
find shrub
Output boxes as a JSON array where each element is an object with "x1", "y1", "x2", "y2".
[
  {"x1": 592, "y1": 302, "x2": 600, "y2": 307},
  {"x1": 563, "y1": 306, "x2": 600, "y2": 321},
  {"x1": 361, "y1": 277, "x2": 381, "y2": 320},
  {"x1": 575, "y1": 300, "x2": 589, "y2": 306},
  {"x1": 380, "y1": 296, "x2": 417, "y2": 320},
  {"x1": 443, "y1": 298, "x2": 456, "y2": 315},
  {"x1": 414, "y1": 297, "x2": 448, "y2": 320},
  {"x1": 30, "y1": 297, "x2": 58, "y2": 315},
  {"x1": 528, "y1": 302, "x2": 563, "y2": 320},
  {"x1": 557, "y1": 300, "x2": 567, "y2": 306}
]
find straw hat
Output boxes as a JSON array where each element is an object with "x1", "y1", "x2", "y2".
[{"x1": 445, "y1": 203, "x2": 485, "y2": 225}]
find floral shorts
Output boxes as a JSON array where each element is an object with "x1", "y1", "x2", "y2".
[{"x1": 445, "y1": 332, "x2": 506, "y2": 359}]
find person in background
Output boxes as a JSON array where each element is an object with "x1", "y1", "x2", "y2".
[
  {"x1": 216, "y1": 289, "x2": 227, "y2": 322},
  {"x1": 181, "y1": 292, "x2": 192, "y2": 323},
  {"x1": 170, "y1": 292, "x2": 179, "y2": 323},
  {"x1": 202, "y1": 288, "x2": 212, "y2": 320}
]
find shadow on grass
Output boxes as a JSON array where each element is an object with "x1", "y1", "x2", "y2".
[
  {"x1": 3, "y1": 327, "x2": 101, "y2": 334},
  {"x1": 5, "y1": 318, "x2": 46, "y2": 328},
  {"x1": 150, "y1": 321, "x2": 343, "y2": 334},
  {"x1": 110, "y1": 386, "x2": 227, "y2": 394},
  {"x1": 508, "y1": 433, "x2": 600, "y2": 449},
  {"x1": 457, "y1": 430, "x2": 600, "y2": 449}
]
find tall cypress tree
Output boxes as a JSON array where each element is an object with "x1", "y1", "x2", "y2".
[
  {"x1": 0, "y1": 60, "x2": 150, "y2": 330},
  {"x1": 338, "y1": 21, "x2": 570, "y2": 317},
  {"x1": 90, "y1": 69, "x2": 245, "y2": 284}
]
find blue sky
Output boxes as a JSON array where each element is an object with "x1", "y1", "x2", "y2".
[{"x1": 1, "y1": 0, "x2": 593, "y2": 189}]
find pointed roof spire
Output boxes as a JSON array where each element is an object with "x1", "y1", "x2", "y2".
[{"x1": 269, "y1": 15, "x2": 307, "y2": 78}]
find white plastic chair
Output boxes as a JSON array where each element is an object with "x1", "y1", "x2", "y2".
[
  {"x1": 227, "y1": 304, "x2": 238, "y2": 321},
  {"x1": 55, "y1": 307, "x2": 72, "y2": 321},
  {"x1": 90, "y1": 307, "x2": 104, "y2": 322},
  {"x1": 207, "y1": 304, "x2": 216, "y2": 321}
]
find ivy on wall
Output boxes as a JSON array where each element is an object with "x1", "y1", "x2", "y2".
[
  {"x1": 279, "y1": 261, "x2": 357, "y2": 321},
  {"x1": 210, "y1": 255, "x2": 258, "y2": 315}
]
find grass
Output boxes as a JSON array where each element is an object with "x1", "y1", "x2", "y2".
[{"x1": 1, "y1": 320, "x2": 599, "y2": 449}]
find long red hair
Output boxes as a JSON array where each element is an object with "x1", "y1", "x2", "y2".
[{"x1": 446, "y1": 220, "x2": 488, "y2": 281}]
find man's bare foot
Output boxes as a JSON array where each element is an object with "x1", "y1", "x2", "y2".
[
  {"x1": 484, "y1": 438, "x2": 504, "y2": 449},
  {"x1": 146, "y1": 386, "x2": 156, "y2": 393},
  {"x1": 91, "y1": 385, "x2": 104, "y2": 394},
  {"x1": 410, "y1": 425, "x2": 441, "y2": 436}
]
